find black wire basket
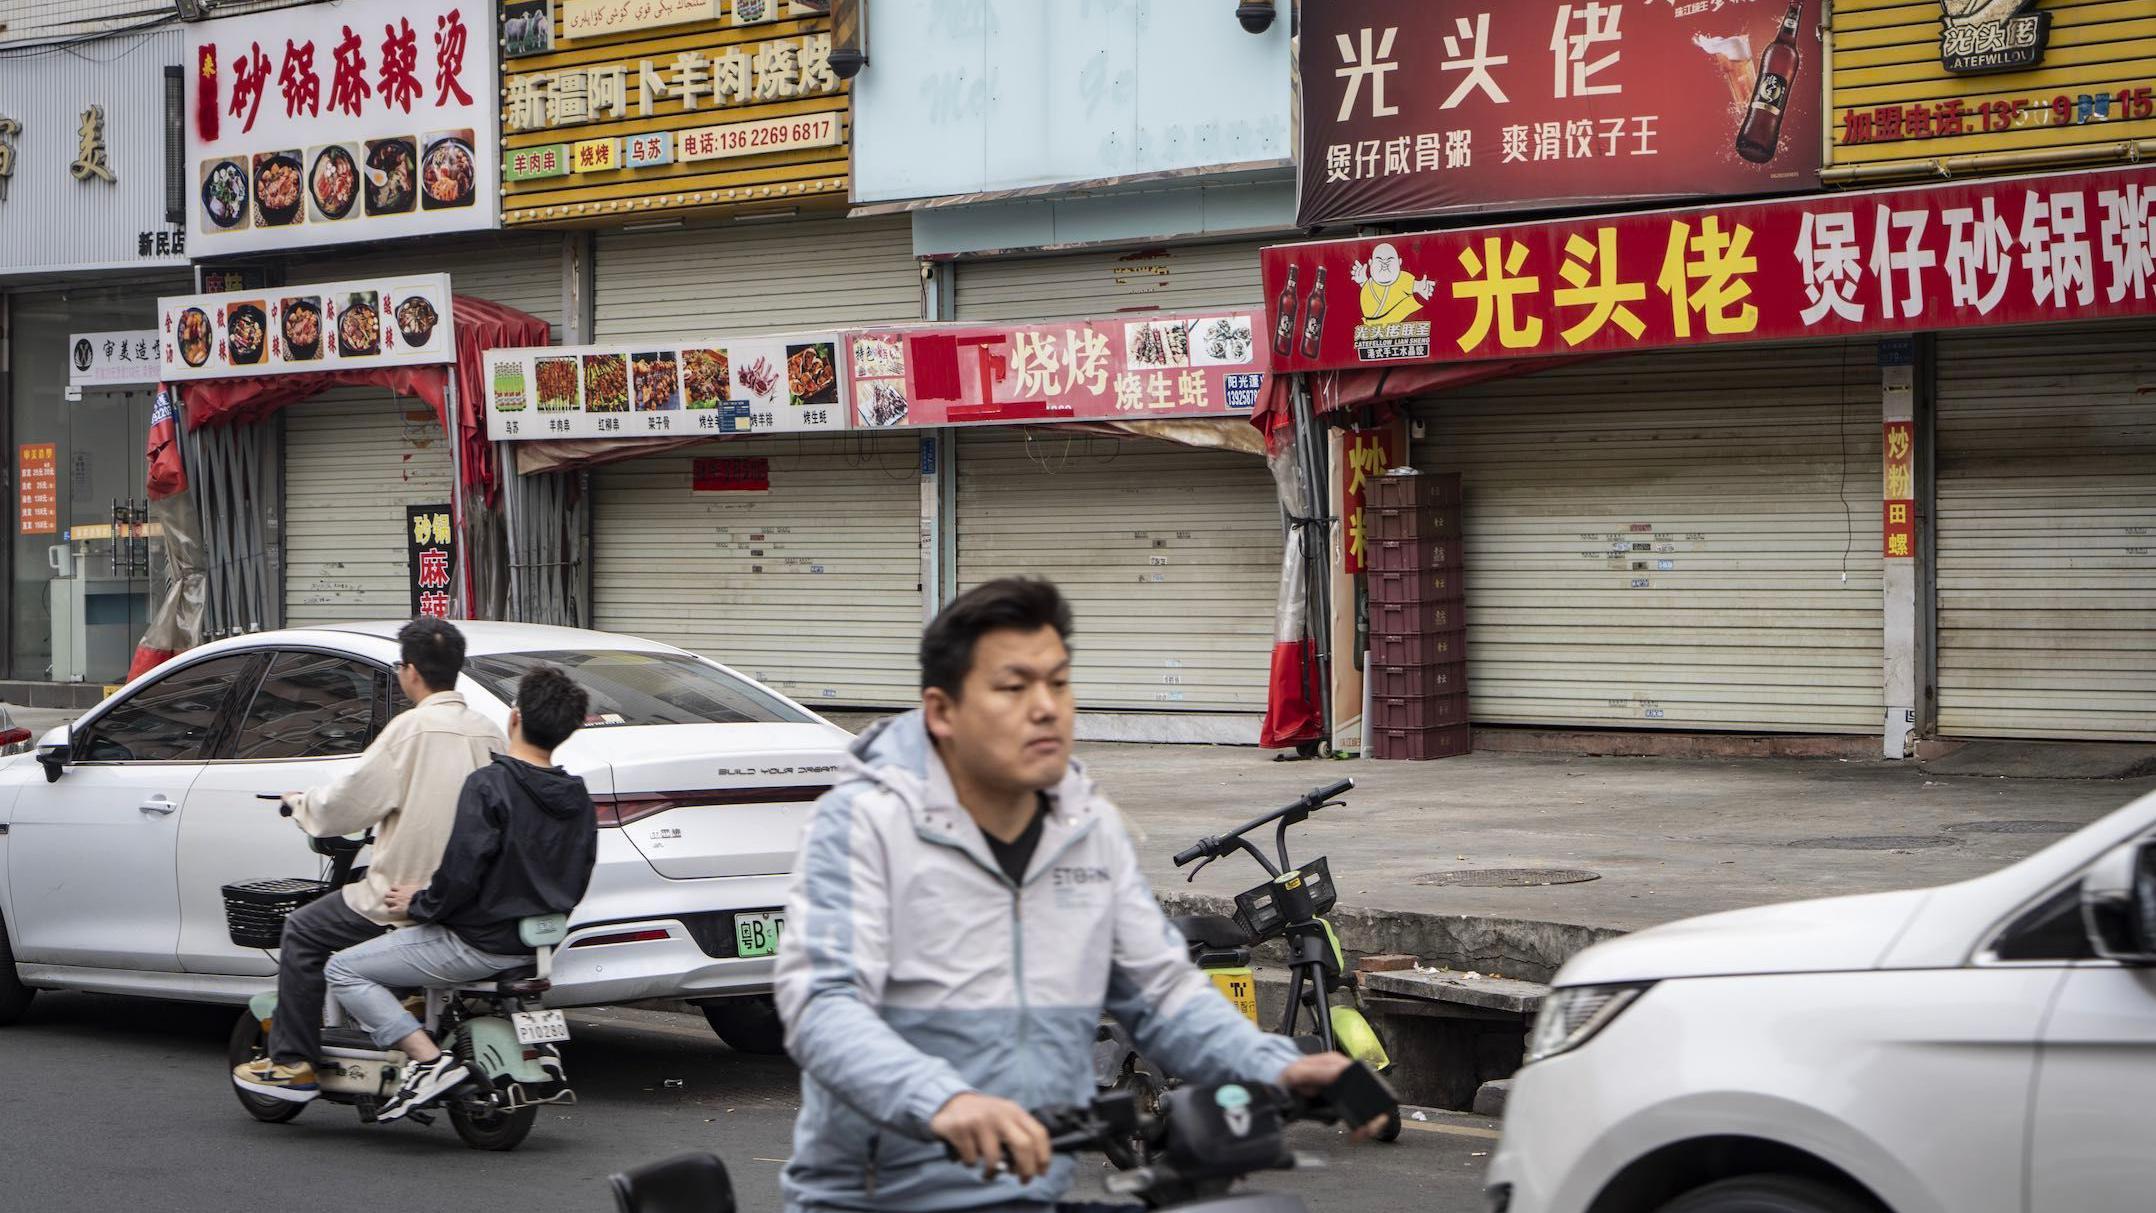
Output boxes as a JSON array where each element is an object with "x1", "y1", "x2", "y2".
[{"x1": 222, "y1": 878, "x2": 333, "y2": 949}]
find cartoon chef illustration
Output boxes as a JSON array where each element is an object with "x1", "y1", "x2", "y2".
[{"x1": 1351, "y1": 242, "x2": 1437, "y2": 327}]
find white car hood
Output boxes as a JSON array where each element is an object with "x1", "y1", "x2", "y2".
[{"x1": 1555, "y1": 887, "x2": 1934, "y2": 986}]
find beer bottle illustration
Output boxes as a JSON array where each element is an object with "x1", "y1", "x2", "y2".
[
  {"x1": 1299, "y1": 266, "x2": 1328, "y2": 360},
  {"x1": 1736, "y1": 1, "x2": 1803, "y2": 164},
  {"x1": 1272, "y1": 265, "x2": 1303, "y2": 357}
]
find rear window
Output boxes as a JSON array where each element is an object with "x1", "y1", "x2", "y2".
[{"x1": 465, "y1": 650, "x2": 816, "y2": 728}]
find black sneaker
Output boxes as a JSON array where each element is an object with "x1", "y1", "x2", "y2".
[{"x1": 375, "y1": 1053, "x2": 471, "y2": 1122}]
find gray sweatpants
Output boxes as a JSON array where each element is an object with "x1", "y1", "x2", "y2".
[{"x1": 324, "y1": 925, "x2": 530, "y2": 1049}]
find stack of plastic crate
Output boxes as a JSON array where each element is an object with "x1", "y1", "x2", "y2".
[{"x1": 1364, "y1": 471, "x2": 1469, "y2": 761}]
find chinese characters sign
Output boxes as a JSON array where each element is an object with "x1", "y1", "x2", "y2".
[
  {"x1": 1340, "y1": 423, "x2": 1406, "y2": 575},
  {"x1": 18, "y1": 445, "x2": 57, "y2": 536},
  {"x1": 485, "y1": 335, "x2": 850, "y2": 441},
  {"x1": 854, "y1": 313, "x2": 1271, "y2": 429},
  {"x1": 1300, "y1": 1, "x2": 1823, "y2": 227},
  {"x1": 500, "y1": 4, "x2": 849, "y2": 226},
  {"x1": 1829, "y1": 1, "x2": 2156, "y2": 170},
  {"x1": 693, "y1": 456, "x2": 771, "y2": 493},
  {"x1": 406, "y1": 504, "x2": 457, "y2": 619},
  {"x1": 158, "y1": 274, "x2": 455, "y2": 382},
  {"x1": 69, "y1": 331, "x2": 161, "y2": 391},
  {"x1": 183, "y1": 2, "x2": 499, "y2": 254},
  {"x1": 1882, "y1": 421, "x2": 1916, "y2": 559},
  {"x1": 1264, "y1": 165, "x2": 2156, "y2": 373}
]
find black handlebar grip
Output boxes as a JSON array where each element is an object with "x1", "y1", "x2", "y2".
[
  {"x1": 1307, "y1": 778, "x2": 1355, "y2": 806},
  {"x1": 1173, "y1": 839, "x2": 1212, "y2": 867}
]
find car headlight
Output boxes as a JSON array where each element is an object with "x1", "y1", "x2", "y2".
[{"x1": 1524, "y1": 983, "x2": 1651, "y2": 1065}]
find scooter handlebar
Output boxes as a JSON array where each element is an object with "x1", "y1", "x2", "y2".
[
  {"x1": 1172, "y1": 840, "x2": 1215, "y2": 867},
  {"x1": 1172, "y1": 778, "x2": 1356, "y2": 867}
]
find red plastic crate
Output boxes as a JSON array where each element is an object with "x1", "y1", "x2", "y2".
[
  {"x1": 1367, "y1": 537, "x2": 1464, "y2": 571},
  {"x1": 1366, "y1": 472, "x2": 1462, "y2": 510},
  {"x1": 1368, "y1": 567, "x2": 1466, "y2": 605},
  {"x1": 1367, "y1": 662, "x2": 1466, "y2": 698},
  {"x1": 1368, "y1": 630, "x2": 1466, "y2": 665},
  {"x1": 1369, "y1": 508, "x2": 1462, "y2": 543},
  {"x1": 1369, "y1": 723, "x2": 1473, "y2": 761},
  {"x1": 1369, "y1": 694, "x2": 1469, "y2": 730},
  {"x1": 1369, "y1": 599, "x2": 1462, "y2": 634}
]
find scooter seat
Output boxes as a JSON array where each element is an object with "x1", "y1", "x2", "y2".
[{"x1": 1171, "y1": 913, "x2": 1255, "y2": 950}]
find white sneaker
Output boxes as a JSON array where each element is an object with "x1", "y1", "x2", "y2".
[{"x1": 375, "y1": 1053, "x2": 470, "y2": 1122}]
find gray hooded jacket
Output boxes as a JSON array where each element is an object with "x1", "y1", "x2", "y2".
[{"x1": 774, "y1": 711, "x2": 1303, "y2": 1211}]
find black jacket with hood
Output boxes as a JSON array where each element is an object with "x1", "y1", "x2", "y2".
[{"x1": 408, "y1": 754, "x2": 598, "y2": 956}]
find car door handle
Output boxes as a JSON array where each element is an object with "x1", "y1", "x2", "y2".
[{"x1": 139, "y1": 795, "x2": 178, "y2": 815}]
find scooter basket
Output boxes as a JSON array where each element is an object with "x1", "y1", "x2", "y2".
[{"x1": 222, "y1": 878, "x2": 333, "y2": 949}]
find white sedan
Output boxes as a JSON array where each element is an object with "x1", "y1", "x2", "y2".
[
  {"x1": 0, "y1": 621, "x2": 852, "y2": 1053},
  {"x1": 1488, "y1": 788, "x2": 2156, "y2": 1213}
]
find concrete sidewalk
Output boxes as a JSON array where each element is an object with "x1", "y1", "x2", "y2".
[{"x1": 1079, "y1": 741, "x2": 2156, "y2": 975}]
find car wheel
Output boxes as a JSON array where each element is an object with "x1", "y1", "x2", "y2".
[
  {"x1": 700, "y1": 995, "x2": 788, "y2": 1055},
  {"x1": 1657, "y1": 1175, "x2": 1879, "y2": 1213},
  {"x1": 0, "y1": 913, "x2": 36, "y2": 1025}
]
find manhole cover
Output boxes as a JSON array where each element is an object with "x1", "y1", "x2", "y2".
[
  {"x1": 1943, "y1": 820, "x2": 2082, "y2": 836},
  {"x1": 1786, "y1": 835, "x2": 1958, "y2": 851},
  {"x1": 1413, "y1": 867, "x2": 1602, "y2": 888}
]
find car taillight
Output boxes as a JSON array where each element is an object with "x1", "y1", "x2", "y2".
[
  {"x1": 571, "y1": 928, "x2": 671, "y2": 948},
  {"x1": 595, "y1": 786, "x2": 830, "y2": 827}
]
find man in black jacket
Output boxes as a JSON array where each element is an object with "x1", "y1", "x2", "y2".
[{"x1": 322, "y1": 663, "x2": 598, "y2": 1122}]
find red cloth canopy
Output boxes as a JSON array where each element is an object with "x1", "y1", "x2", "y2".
[
  {"x1": 1247, "y1": 355, "x2": 1580, "y2": 445},
  {"x1": 174, "y1": 295, "x2": 547, "y2": 507}
]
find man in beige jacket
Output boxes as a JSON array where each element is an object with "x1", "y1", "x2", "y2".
[{"x1": 232, "y1": 617, "x2": 505, "y2": 1104}]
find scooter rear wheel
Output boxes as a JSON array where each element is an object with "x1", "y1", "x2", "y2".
[
  {"x1": 226, "y1": 1010, "x2": 308, "y2": 1124},
  {"x1": 448, "y1": 1099, "x2": 537, "y2": 1151}
]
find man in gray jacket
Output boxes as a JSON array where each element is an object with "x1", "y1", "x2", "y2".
[{"x1": 775, "y1": 578, "x2": 1361, "y2": 1212}]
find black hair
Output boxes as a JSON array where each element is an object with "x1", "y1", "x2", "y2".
[
  {"x1": 919, "y1": 577, "x2": 1073, "y2": 698},
  {"x1": 397, "y1": 616, "x2": 467, "y2": 694},
  {"x1": 515, "y1": 663, "x2": 589, "y2": 751}
]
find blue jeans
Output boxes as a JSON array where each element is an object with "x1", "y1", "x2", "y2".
[{"x1": 324, "y1": 925, "x2": 529, "y2": 1049}]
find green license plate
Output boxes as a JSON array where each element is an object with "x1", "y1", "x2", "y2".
[{"x1": 734, "y1": 911, "x2": 785, "y2": 958}]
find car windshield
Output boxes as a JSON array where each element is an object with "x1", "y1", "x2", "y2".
[{"x1": 464, "y1": 649, "x2": 816, "y2": 728}]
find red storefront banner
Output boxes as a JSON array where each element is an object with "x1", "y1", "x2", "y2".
[
  {"x1": 1298, "y1": 0, "x2": 1823, "y2": 228},
  {"x1": 1266, "y1": 165, "x2": 2156, "y2": 374},
  {"x1": 1340, "y1": 423, "x2": 1407, "y2": 575},
  {"x1": 849, "y1": 312, "x2": 1271, "y2": 430}
]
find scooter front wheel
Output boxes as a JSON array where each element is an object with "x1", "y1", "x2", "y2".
[
  {"x1": 225, "y1": 1010, "x2": 307, "y2": 1124},
  {"x1": 448, "y1": 1098, "x2": 537, "y2": 1151}
]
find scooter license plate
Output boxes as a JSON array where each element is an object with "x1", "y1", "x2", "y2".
[
  {"x1": 1211, "y1": 973, "x2": 1260, "y2": 1024},
  {"x1": 512, "y1": 1009, "x2": 571, "y2": 1044}
]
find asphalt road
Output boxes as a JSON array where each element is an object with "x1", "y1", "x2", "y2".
[{"x1": 0, "y1": 993, "x2": 1502, "y2": 1212}]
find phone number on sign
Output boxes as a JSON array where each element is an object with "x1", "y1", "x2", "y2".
[{"x1": 678, "y1": 116, "x2": 842, "y2": 163}]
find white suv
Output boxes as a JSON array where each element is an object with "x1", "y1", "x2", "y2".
[
  {"x1": 0, "y1": 622, "x2": 851, "y2": 1052},
  {"x1": 1489, "y1": 789, "x2": 2156, "y2": 1213}
]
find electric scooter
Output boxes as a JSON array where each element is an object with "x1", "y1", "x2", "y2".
[
  {"x1": 1098, "y1": 779, "x2": 1400, "y2": 1143},
  {"x1": 608, "y1": 1061, "x2": 1403, "y2": 1212},
  {"x1": 223, "y1": 817, "x2": 576, "y2": 1151}
]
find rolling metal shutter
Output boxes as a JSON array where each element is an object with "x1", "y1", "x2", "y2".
[
  {"x1": 953, "y1": 239, "x2": 1273, "y2": 324},
  {"x1": 591, "y1": 435, "x2": 924, "y2": 707},
  {"x1": 588, "y1": 215, "x2": 925, "y2": 705},
  {"x1": 283, "y1": 392, "x2": 454, "y2": 626},
  {"x1": 955, "y1": 430, "x2": 1278, "y2": 713},
  {"x1": 1935, "y1": 323, "x2": 2156, "y2": 741},
  {"x1": 1410, "y1": 341, "x2": 1884, "y2": 734},
  {"x1": 593, "y1": 214, "x2": 918, "y2": 342}
]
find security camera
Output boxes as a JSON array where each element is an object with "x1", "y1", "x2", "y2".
[{"x1": 1235, "y1": 1, "x2": 1276, "y2": 34}]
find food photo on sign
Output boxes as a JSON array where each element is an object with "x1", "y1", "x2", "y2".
[
  {"x1": 160, "y1": 274, "x2": 454, "y2": 380},
  {"x1": 1297, "y1": 0, "x2": 1823, "y2": 227}
]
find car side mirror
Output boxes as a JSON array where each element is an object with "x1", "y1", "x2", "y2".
[
  {"x1": 35, "y1": 725, "x2": 72, "y2": 783},
  {"x1": 2082, "y1": 840, "x2": 2156, "y2": 964}
]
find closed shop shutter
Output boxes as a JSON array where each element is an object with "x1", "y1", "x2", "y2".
[
  {"x1": 291, "y1": 232, "x2": 567, "y2": 338},
  {"x1": 1935, "y1": 323, "x2": 2156, "y2": 741},
  {"x1": 1410, "y1": 341, "x2": 1883, "y2": 734},
  {"x1": 591, "y1": 434, "x2": 924, "y2": 707},
  {"x1": 955, "y1": 430, "x2": 1278, "y2": 713},
  {"x1": 593, "y1": 214, "x2": 918, "y2": 342},
  {"x1": 283, "y1": 391, "x2": 454, "y2": 627},
  {"x1": 954, "y1": 238, "x2": 1274, "y2": 323}
]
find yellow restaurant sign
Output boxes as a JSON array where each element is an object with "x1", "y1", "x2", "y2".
[
  {"x1": 498, "y1": 0, "x2": 848, "y2": 225},
  {"x1": 1830, "y1": 0, "x2": 2156, "y2": 171}
]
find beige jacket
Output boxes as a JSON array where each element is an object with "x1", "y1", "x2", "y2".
[{"x1": 292, "y1": 690, "x2": 505, "y2": 925}]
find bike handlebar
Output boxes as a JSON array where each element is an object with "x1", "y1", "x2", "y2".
[{"x1": 1173, "y1": 778, "x2": 1354, "y2": 867}]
